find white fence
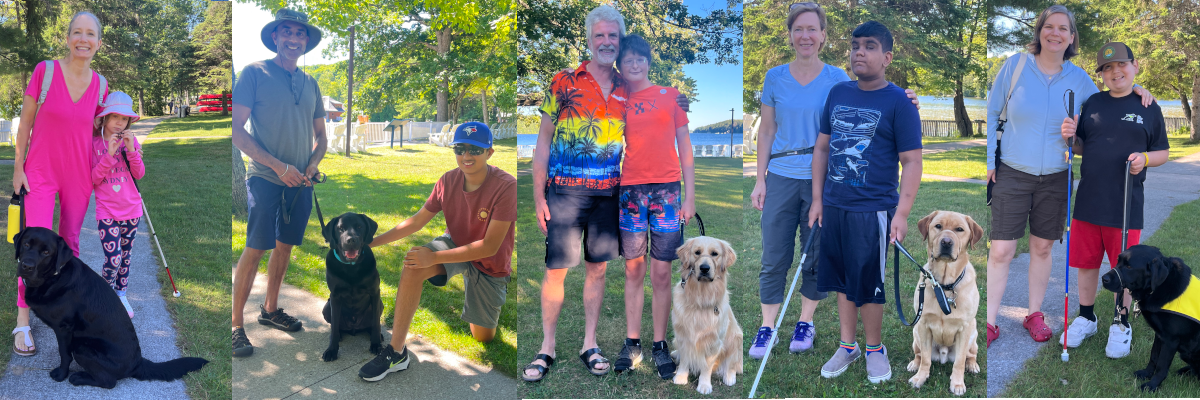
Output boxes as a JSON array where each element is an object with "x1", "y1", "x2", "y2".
[
  {"x1": 0, "y1": 120, "x2": 11, "y2": 144},
  {"x1": 517, "y1": 144, "x2": 743, "y2": 159}
]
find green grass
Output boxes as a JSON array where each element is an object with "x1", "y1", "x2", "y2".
[
  {"x1": 923, "y1": 147, "x2": 986, "y2": 180},
  {"x1": 146, "y1": 115, "x2": 233, "y2": 137},
  {"x1": 922, "y1": 136, "x2": 981, "y2": 145},
  {"x1": 232, "y1": 138, "x2": 519, "y2": 376},
  {"x1": 516, "y1": 158, "x2": 746, "y2": 398},
  {"x1": 741, "y1": 178, "x2": 988, "y2": 398},
  {"x1": 0, "y1": 143, "x2": 13, "y2": 160},
  {"x1": 138, "y1": 138, "x2": 232, "y2": 400},
  {"x1": 1001, "y1": 198, "x2": 1200, "y2": 397}
]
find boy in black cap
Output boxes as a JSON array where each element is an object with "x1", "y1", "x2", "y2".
[
  {"x1": 1059, "y1": 41, "x2": 1170, "y2": 358},
  {"x1": 358, "y1": 122, "x2": 517, "y2": 381}
]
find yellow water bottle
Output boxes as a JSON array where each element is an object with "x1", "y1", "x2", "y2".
[{"x1": 8, "y1": 191, "x2": 23, "y2": 243}]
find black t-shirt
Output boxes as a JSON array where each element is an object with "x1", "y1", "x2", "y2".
[{"x1": 1073, "y1": 91, "x2": 1170, "y2": 229}]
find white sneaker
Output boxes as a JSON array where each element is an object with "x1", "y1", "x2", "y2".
[
  {"x1": 119, "y1": 295, "x2": 134, "y2": 319},
  {"x1": 1106, "y1": 323, "x2": 1132, "y2": 358},
  {"x1": 1059, "y1": 316, "x2": 1098, "y2": 348}
]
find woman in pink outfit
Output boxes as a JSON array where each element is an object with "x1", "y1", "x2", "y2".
[{"x1": 10, "y1": 11, "x2": 109, "y2": 356}]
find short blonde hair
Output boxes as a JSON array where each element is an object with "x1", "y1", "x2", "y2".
[
  {"x1": 1027, "y1": 5, "x2": 1080, "y2": 60},
  {"x1": 585, "y1": 5, "x2": 626, "y2": 46},
  {"x1": 786, "y1": 3, "x2": 827, "y2": 50}
]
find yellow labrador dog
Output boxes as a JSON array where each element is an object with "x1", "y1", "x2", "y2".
[
  {"x1": 671, "y1": 237, "x2": 743, "y2": 394},
  {"x1": 907, "y1": 211, "x2": 983, "y2": 396}
]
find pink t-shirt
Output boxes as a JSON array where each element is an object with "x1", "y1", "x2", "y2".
[
  {"x1": 422, "y1": 165, "x2": 517, "y2": 278},
  {"x1": 23, "y1": 60, "x2": 109, "y2": 187},
  {"x1": 91, "y1": 137, "x2": 144, "y2": 220}
]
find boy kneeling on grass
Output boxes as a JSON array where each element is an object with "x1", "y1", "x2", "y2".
[
  {"x1": 809, "y1": 21, "x2": 922, "y2": 384},
  {"x1": 358, "y1": 122, "x2": 517, "y2": 381},
  {"x1": 1058, "y1": 42, "x2": 1169, "y2": 358}
]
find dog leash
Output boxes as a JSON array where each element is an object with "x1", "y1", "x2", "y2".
[
  {"x1": 893, "y1": 242, "x2": 961, "y2": 327},
  {"x1": 281, "y1": 172, "x2": 328, "y2": 230},
  {"x1": 677, "y1": 212, "x2": 706, "y2": 290}
]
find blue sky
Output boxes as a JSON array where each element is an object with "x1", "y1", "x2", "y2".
[
  {"x1": 679, "y1": 0, "x2": 744, "y2": 128},
  {"x1": 233, "y1": 1, "x2": 742, "y2": 127}
]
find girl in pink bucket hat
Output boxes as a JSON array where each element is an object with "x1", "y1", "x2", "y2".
[{"x1": 90, "y1": 91, "x2": 145, "y2": 318}]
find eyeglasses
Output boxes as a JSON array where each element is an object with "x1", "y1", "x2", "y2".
[
  {"x1": 621, "y1": 57, "x2": 648, "y2": 67},
  {"x1": 453, "y1": 144, "x2": 487, "y2": 155}
]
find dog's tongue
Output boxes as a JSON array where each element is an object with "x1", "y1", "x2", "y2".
[{"x1": 345, "y1": 249, "x2": 360, "y2": 260}]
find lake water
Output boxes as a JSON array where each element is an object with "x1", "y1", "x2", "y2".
[{"x1": 517, "y1": 132, "x2": 743, "y2": 146}]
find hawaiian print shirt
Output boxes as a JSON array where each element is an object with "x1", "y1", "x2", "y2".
[{"x1": 540, "y1": 60, "x2": 628, "y2": 195}]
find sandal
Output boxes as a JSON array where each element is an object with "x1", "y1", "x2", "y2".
[
  {"x1": 12, "y1": 326, "x2": 35, "y2": 357},
  {"x1": 522, "y1": 353, "x2": 555, "y2": 382},
  {"x1": 579, "y1": 347, "x2": 610, "y2": 376},
  {"x1": 1023, "y1": 312, "x2": 1052, "y2": 342},
  {"x1": 987, "y1": 323, "x2": 999, "y2": 348}
]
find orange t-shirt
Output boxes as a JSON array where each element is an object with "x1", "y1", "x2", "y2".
[{"x1": 621, "y1": 85, "x2": 688, "y2": 185}]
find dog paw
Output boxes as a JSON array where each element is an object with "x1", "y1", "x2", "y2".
[
  {"x1": 673, "y1": 372, "x2": 689, "y2": 385},
  {"x1": 697, "y1": 381, "x2": 713, "y2": 395},
  {"x1": 907, "y1": 360, "x2": 919, "y2": 372},
  {"x1": 909, "y1": 374, "x2": 927, "y2": 388},
  {"x1": 1177, "y1": 366, "x2": 1196, "y2": 377},
  {"x1": 967, "y1": 361, "x2": 980, "y2": 374},
  {"x1": 322, "y1": 347, "x2": 339, "y2": 362},
  {"x1": 950, "y1": 380, "x2": 966, "y2": 396},
  {"x1": 1135, "y1": 369, "x2": 1154, "y2": 380},
  {"x1": 49, "y1": 366, "x2": 69, "y2": 382},
  {"x1": 1140, "y1": 381, "x2": 1160, "y2": 392},
  {"x1": 723, "y1": 372, "x2": 736, "y2": 386},
  {"x1": 370, "y1": 343, "x2": 382, "y2": 355}
]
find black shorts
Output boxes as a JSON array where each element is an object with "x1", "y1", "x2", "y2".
[
  {"x1": 544, "y1": 188, "x2": 620, "y2": 269},
  {"x1": 816, "y1": 205, "x2": 893, "y2": 307}
]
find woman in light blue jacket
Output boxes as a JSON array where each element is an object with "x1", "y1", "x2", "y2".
[{"x1": 985, "y1": 5, "x2": 1155, "y2": 347}]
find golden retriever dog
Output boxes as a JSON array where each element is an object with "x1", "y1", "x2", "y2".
[
  {"x1": 907, "y1": 211, "x2": 983, "y2": 395},
  {"x1": 671, "y1": 236, "x2": 743, "y2": 395}
]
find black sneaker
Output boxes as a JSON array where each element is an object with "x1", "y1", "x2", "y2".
[
  {"x1": 257, "y1": 304, "x2": 303, "y2": 332},
  {"x1": 614, "y1": 338, "x2": 643, "y2": 373},
  {"x1": 652, "y1": 341, "x2": 677, "y2": 380},
  {"x1": 232, "y1": 327, "x2": 254, "y2": 358},
  {"x1": 359, "y1": 344, "x2": 410, "y2": 382}
]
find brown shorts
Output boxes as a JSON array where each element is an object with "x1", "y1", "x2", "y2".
[{"x1": 989, "y1": 162, "x2": 1069, "y2": 241}]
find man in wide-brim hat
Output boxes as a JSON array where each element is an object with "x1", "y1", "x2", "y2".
[{"x1": 231, "y1": 8, "x2": 329, "y2": 358}]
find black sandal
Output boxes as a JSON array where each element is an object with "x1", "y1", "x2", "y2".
[
  {"x1": 579, "y1": 347, "x2": 610, "y2": 376},
  {"x1": 522, "y1": 353, "x2": 555, "y2": 382}
]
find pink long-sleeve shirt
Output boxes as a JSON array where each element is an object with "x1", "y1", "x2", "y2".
[{"x1": 91, "y1": 136, "x2": 144, "y2": 220}]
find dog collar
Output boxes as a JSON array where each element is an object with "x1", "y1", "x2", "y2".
[{"x1": 334, "y1": 249, "x2": 358, "y2": 265}]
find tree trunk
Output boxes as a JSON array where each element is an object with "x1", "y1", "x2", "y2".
[
  {"x1": 953, "y1": 79, "x2": 973, "y2": 138},
  {"x1": 137, "y1": 90, "x2": 145, "y2": 118},
  {"x1": 482, "y1": 84, "x2": 488, "y2": 125},
  {"x1": 233, "y1": 144, "x2": 248, "y2": 216},
  {"x1": 1192, "y1": 73, "x2": 1199, "y2": 141},
  {"x1": 1179, "y1": 90, "x2": 1192, "y2": 124},
  {"x1": 435, "y1": 27, "x2": 451, "y2": 122}
]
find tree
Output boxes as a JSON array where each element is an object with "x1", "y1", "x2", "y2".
[{"x1": 193, "y1": 0, "x2": 231, "y2": 114}]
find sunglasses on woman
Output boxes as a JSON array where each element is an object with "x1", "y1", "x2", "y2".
[{"x1": 453, "y1": 143, "x2": 487, "y2": 155}]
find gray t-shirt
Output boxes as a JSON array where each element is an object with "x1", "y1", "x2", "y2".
[{"x1": 233, "y1": 59, "x2": 324, "y2": 186}]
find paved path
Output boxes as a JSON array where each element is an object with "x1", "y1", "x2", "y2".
[
  {"x1": 0, "y1": 196, "x2": 192, "y2": 399},
  {"x1": 231, "y1": 272, "x2": 517, "y2": 400},
  {"x1": 987, "y1": 152, "x2": 1200, "y2": 397},
  {"x1": 741, "y1": 139, "x2": 985, "y2": 177}
]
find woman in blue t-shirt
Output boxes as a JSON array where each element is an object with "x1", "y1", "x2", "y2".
[
  {"x1": 984, "y1": 5, "x2": 1156, "y2": 348},
  {"x1": 748, "y1": 2, "x2": 918, "y2": 360}
]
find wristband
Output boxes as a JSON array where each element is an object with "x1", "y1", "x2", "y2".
[
  {"x1": 284, "y1": 165, "x2": 290, "y2": 176},
  {"x1": 1143, "y1": 152, "x2": 1149, "y2": 166}
]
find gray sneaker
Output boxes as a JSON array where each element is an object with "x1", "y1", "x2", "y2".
[
  {"x1": 820, "y1": 345, "x2": 861, "y2": 378},
  {"x1": 865, "y1": 345, "x2": 892, "y2": 383}
]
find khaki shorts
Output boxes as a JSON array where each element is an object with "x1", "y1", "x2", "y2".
[
  {"x1": 989, "y1": 162, "x2": 1069, "y2": 241},
  {"x1": 423, "y1": 235, "x2": 510, "y2": 329}
]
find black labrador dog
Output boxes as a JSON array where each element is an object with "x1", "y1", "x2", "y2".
[
  {"x1": 320, "y1": 212, "x2": 384, "y2": 361},
  {"x1": 15, "y1": 227, "x2": 208, "y2": 388},
  {"x1": 1103, "y1": 244, "x2": 1200, "y2": 392}
]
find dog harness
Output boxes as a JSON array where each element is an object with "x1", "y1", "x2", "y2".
[{"x1": 1160, "y1": 275, "x2": 1200, "y2": 324}]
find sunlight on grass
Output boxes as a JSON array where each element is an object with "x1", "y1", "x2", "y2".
[{"x1": 147, "y1": 115, "x2": 234, "y2": 137}]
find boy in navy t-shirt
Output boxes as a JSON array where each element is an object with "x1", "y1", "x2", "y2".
[{"x1": 809, "y1": 20, "x2": 923, "y2": 383}]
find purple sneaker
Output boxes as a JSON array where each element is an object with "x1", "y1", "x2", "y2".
[
  {"x1": 789, "y1": 321, "x2": 814, "y2": 353},
  {"x1": 748, "y1": 327, "x2": 776, "y2": 360}
]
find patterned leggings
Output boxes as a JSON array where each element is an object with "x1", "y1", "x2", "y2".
[{"x1": 98, "y1": 218, "x2": 139, "y2": 293}]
